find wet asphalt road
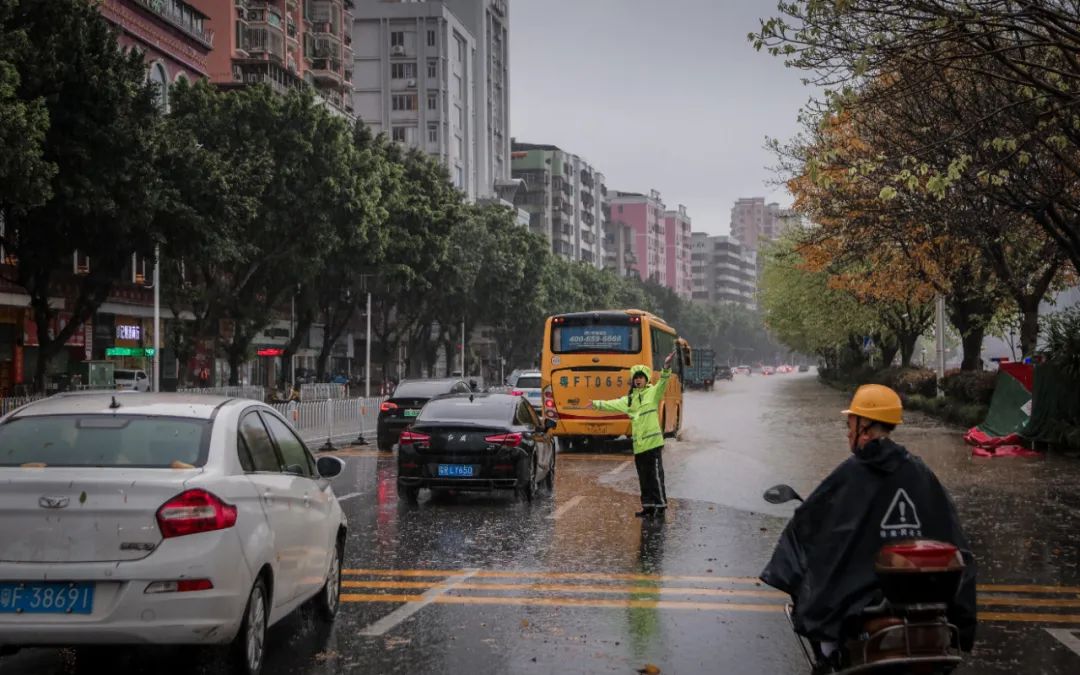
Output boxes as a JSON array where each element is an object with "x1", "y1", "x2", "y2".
[{"x1": 5, "y1": 373, "x2": 1080, "y2": 674}]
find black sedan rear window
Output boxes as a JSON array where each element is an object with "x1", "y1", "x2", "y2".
[
  {"x1": 394, "y1": 381, "x2": 457, "y2": 398},
  {"x1": 0, "y1": 415, "x2": 211, "y2": 468},
  {"x1": 416, "y1": 398, "x2": 513, "y2": 426}
]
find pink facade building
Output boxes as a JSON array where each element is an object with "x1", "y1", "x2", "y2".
[
  {"x1": 609, "y1": 190, "x2": 668, "y2": 288},
  {"x1": 663, "y1": 205, "x2": 692, "y2": 300},
  {"x1": 99, "y1": 0, "x2": 214, "y2": 91}
]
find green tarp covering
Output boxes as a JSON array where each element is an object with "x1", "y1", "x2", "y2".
[
  {"x1": 1021, "y1": 364, "x2": 1080, "y2": 449},
  {"x1": 976, "y1": 369, "x2": 1032, "y2": 438}
]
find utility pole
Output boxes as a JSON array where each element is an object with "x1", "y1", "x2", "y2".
[
  {"x1": 153, "y1": 245, "x2": 160, "y2": 393},
  {"x1": 365, "y1": 290, "x2": 372, "y2": 398},
  {"x1": 460, "y1": 319, "x2": 466, "y2": 375},
  {"x1": 935, "y1": 294, "x2": 946, "y2": 396}
]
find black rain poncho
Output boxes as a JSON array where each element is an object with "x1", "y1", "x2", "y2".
[{"x1": 760, "y1": 438, "x2": 977, "y2": 650}]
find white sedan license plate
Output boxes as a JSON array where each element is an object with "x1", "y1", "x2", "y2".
[{"x1": 0, "y1": 582, "x2": 94, "y2": 614}]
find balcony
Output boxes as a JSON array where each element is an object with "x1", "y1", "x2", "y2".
[
  {"x1": 232, "y1": 62, "x2": 303, "y2": 96},
  {"x1": 310, "y1": 58, "x2": 344, "y2": 86},
  {"x1": 244, "y1": 25, "x2": 286, "y2": 62},
  {"x1": 134, "y1": 0, "x2": 214, "y2": 48}
]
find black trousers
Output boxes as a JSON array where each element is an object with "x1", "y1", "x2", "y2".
[{"x1": 634, "y1": 445, "x2": 667, "y2": 510}]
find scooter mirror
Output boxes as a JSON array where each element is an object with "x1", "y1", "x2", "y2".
[{"x1": 763, "y1": 484, "x2": 804, "y2": 504}]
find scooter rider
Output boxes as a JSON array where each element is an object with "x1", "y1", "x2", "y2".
[
  {"x1": 760, "y1": 384, "x2": 977, "y2": 669},
  {"x1": 591, "y1": 351, "x2": 675, "y2": 518}
]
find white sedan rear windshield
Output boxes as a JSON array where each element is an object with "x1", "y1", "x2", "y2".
[
  {"x1": 515, "y1": 376, "x2": 541, "y2": 388},
  {"x1": 0, "y1": 415, "x2": 211, "y2": 468}
]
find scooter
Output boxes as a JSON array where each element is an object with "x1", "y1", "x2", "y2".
[{"x1": 763, "y1": 484, "x2": 965, "y2": 675}]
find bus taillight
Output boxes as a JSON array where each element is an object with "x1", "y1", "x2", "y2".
[{"x1": 542, "y1": 385, "x2": 558, "y2": 420}]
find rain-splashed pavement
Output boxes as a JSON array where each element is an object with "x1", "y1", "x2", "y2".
[{"x1": 6, "y1": 373, "x2": 1080, "y2": 674}]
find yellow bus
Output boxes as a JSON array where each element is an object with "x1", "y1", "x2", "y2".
[{"x1": 540, "y1": 309, "x2": 690, "y2": 450}]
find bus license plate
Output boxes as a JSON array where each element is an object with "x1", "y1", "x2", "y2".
[
  {"x1": 438, "y1": 464, "x2": 474, "y2": 477},
  {"x1": 0, "y1": 582, "x2": 94, "y2": 614}
]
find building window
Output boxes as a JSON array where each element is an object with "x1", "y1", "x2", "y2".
[
  {"x1": 390, "y1": 31, "x2": 404, "y2": 47},
  {"x1": 392, "y1": 94, "x2": 417, "y2": 111},
  {"x1": 428, "y1": 124, "x2": 438, "y2": 143},
  {"x1": 455, "y1": 34, "x2": 465, "y2": 62},
  {"x1": 148, "y1": 62, "x2": 169, "y2": 111},
  {"x1": 427, "y1": 30, "x2": 436, "y2": 47},
  {"x1": 455, "y1": 135, "x2": 463, "y2": 157},
  {"x1": 392, "y1": 126, "x2": 407, "y2": 142},
  {"x1": 455, "y1": 165, "x2": 464, "y2": 188},
  {"x1": 454, "y1": 74, "x2": 463, "y2": 99},
  {"x1": 427, "y1": 59, "x2": 438, "y2": 78},
  {"x1": 391, "y1": 62, "x2": 417, "y2": 79},
  {"x1": 455, "y1": 104, "x2": 463, "y2": 127},
  {"x1": 427, "y1": 92, "x2": 437, "y2": 110}
]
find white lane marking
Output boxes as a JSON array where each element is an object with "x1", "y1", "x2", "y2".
[
  {"x1": 358, "y1": 568, "x2": 479, "y2": 636},
  {"x1": 336, "y1": 492, "x2": 363, "y2": 502},
  {"x1": 548, "y1": 495, "x2": 585, "y2": 520},
  {"x1": 1047, "y1": 628, "x2": 1080, "y2": 656},
  {"x1": 603, "y1": 460, "x2": 632, "y2": 478}
]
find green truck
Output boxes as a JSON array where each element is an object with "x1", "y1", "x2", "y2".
[{"x1": 684, "y1": 348, "x2": 717, "y2": 391}]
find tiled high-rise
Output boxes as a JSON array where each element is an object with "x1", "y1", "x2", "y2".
[
  {"x1": 350, "y1": 0, "x2": 510, "y2": 200},
  {"x1": 191, "y1": 0, "x2": 356, "y2": 115}
]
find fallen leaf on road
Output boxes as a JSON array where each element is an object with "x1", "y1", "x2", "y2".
[
  {"x1": 521, "y1": 619, "x2": 530, "y2": 628},
  {"x1": 637, "y1": 664, "x2": 661, "y2": 674}
]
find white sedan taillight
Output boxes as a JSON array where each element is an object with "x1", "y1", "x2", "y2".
[{"x1": 156, "y1": 489, "x2": 237, "y2": 539}]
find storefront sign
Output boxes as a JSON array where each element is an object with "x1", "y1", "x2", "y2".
[
  {"x1": 116, "y1": 324, "x2": 141, "y2": 341},
  {"x1": 106, "y1": 347, "x2": 156, "y2": 357}
]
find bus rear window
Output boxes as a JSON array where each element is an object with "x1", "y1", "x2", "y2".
[{"x1": 551, "y1": 321, "x2": 642, "y2": 354}]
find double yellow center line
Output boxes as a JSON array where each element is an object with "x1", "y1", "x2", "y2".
[{"x1": 341, "y1": 568, "x2": 1080, "y2": 624}]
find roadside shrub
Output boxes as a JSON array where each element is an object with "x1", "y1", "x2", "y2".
[
  {"x1": 941, "y1": 369, "x2": 997, "y2": 405},
  {"x1": 906, "y1": 394, "x2": 988, "y2": 428},
  {"x1": 1042, "y1": 306, "x2": 1080, "y2": 381},
  {"x1": 872, "y1": 367, "x2": 938, "y2": 398}
]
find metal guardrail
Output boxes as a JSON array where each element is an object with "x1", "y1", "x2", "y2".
[
  {"x1": 1, "y1": 395, "x2": 47, "y2": 416},
  {"x1": 299, "y1": 383, "x2": 348, "y2": 401},
  {"x1": 176, "y1": 386, "x2": 267, "y2": 401},
  {"x1": 270, "y1": 396, "x2": 383, "y2": 448}
]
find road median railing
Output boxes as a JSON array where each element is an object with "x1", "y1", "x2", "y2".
[
  {"x1": 270, "y1": 396, "x2": 384, "y2": 449},
  {"x1": 177, "y1": 386, "x2": 267, "y2": 401}
]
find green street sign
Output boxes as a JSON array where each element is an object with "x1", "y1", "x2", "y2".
[{"x1": 106, "y1": 347, "x2": 156, "y2": 357}]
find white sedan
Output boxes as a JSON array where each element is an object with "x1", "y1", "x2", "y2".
[{"x1": 0, "y1": 393, "x2": 348, "y2": 675}]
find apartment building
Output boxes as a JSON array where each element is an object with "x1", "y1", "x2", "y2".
[
  {"x1": 351, "y1": 1, "x2": 509, "y2": 200},
  {"x1": 609, "y1": 190, "x2": 668, "y2": 286},
  {"x1": 191, "y1": 0, "x2": 355, "y2": 115},
  {"x1": 99, "y1": 0, "x2": 214, "y2": 106},
  {"x1": 691, "y1": 232, "x2": 758, "y2": 310},
  {"x1": 443, "y1": 0, "x2": 511, "y2": 192},
  {"x1": 730, "y1": 197, "x2": 784, "y2": 252},
  {"x1": 663, "y1": 205, "x2": 693, "y2": 299},
  {"x1": 510, "y1": 142, "x2": 607, "y2": 266}
]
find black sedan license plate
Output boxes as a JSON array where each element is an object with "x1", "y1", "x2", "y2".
[{"x1": 437, "y1": 464, "x2": 474, "y2": 477}]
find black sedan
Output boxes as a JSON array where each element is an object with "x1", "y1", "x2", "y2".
[
  {"x1": 377, "y1": 378, "x2": 471, "y2": 450},
  {"x1": 396, "y1": 393, "x2": 557, "y2": 504}
]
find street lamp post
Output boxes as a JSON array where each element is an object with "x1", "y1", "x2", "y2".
[{"x1": 153, "y1": 245, "x2": 160, "y2": 393}]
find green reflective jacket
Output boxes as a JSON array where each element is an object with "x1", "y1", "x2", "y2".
[{"x1": 591, "y1": 365, "x2": 671, "y2": 454}]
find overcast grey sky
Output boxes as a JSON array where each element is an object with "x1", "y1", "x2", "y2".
[{"x1": 509, "y1": 0, "x2": 810, "y2": 236}]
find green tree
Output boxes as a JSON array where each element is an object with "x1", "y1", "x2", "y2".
[
  {"x1": 164, "y1": 82, "x2": 355, "y2": 385},
  {"x1": 0, "y1": 0, "x2": 163, "y2": 391}
]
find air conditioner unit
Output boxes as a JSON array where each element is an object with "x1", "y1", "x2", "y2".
[
  {"x1": 391, "y1": 45, "x2": 406, "y2": 56},
  {"x1": 406, "y1": 78, "x2": 417, "y2": 87}
]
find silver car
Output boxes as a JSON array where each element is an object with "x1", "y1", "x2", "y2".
[
  {"x1": 0, "y1": 393, "x2": 347, "y2": 675},
  {"x1": 510, "y1": 370, "x2": 544, "y2": 411}
]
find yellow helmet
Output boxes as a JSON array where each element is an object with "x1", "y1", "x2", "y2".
[{"x1": 842, "y1": 384, "x2": 903, "y2": 425}]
